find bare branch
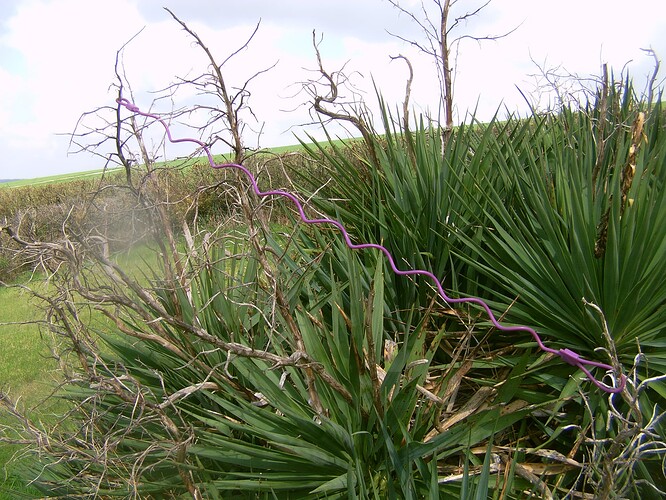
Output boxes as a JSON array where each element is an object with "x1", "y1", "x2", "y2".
[
  {"x1": 641, "y1": 47, "x2": 662, "y2": 109},
  {"x1": 447, "y1": 0, "x2": 492, "y2": 35},
  {"x1": 307, "y1": 30, "x2": 379, "y2": 167},
  {"x1": 385, "y1": 0, "x2": 517, "y2": 147},
  {"x1": 164, "y1": 7, "x2": 271, "y2": 164},
  {"x1": 390, "y1": 54, "x2": 414, "y2": 129}
]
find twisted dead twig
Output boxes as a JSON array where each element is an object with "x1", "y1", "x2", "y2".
[
  {"x1": 576, "y1": 300, "x2": 666, "y2": 497},
  {"x1": 308, "y1": 31, "x2": 379, "y2": 168}
]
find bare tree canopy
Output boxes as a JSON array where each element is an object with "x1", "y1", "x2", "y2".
[{"x1": 386, "y1": 0, "x2": 519, "y2": 145}]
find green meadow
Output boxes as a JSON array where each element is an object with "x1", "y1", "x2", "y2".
[
  {"x1": 0, "y1": 282, "x2": 55, "y2": 498},
  {"x1": 0, "y1": 248, "x2": 162, "y2": 498}
]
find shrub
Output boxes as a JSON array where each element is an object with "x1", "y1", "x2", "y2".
[{"x1": 296, "y1": 83, "x2": 666, "y2": 496}]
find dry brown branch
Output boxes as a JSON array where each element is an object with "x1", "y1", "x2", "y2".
[
  {"x1": 386, "y1": 0, "x2": 517, "y2": 147},
  {"x1": 0, "y1": 9, "x2": 337, "y2": 496},
  {"x1": 390, "y1": 54, "x2": 416, "y2": 164},
  {"x1": 307, "y1": 31, "x2": 379, "y2": 168},
  {"x1": 160, "y1": 12, "x2": 329, "y2": 415},
  {"x1": 164, "y1": 7, "x2": 275, "y2": 165},
  {"x1": 641, "y1": 47, "x2": 662, "y2": 109}
]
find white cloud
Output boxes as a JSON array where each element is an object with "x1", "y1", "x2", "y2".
[{"x1": 0, "y1": 0, "x2": 150, "y2": 177}]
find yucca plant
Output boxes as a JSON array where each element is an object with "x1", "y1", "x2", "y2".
[
  {"x1": 454, "y1": 92, "x2": 666, "y2": 366},
  {"x1": 3, "y1": 222, "x2": 554, "y2": 498},
  {"x1": 295, "y1": 81, "x2": 666, "y2": 496},
  {"x1": 296, "y1": 98, "x2": 515, "y2": 314},
  {"x1": 450, "y1": 85, "x2": 666, "y2": 498}
]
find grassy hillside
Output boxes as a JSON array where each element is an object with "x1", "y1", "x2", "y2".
[
  {"x1": 0, "y1": 139, "x2": 329, "y2": 189},
  {"x1": 0, "y1": 167, "x2": 124, "y2": 189}
]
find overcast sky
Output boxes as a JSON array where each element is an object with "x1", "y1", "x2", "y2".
[{"x1": 1, "y1": 0, "x2": 664, "y2": 180}]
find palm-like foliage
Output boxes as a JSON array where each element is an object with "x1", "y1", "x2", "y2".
[
  {"x1": 9, "y1": 230, "x2": 544, "y2": 498},
  {"x1": 455, "y1": 96, "x2": 666, "y2": 369},
  {"x1": 298, "y1": 86, "x2": 666, "y2": 376},
  {"x1": 296, "y1": 83, "x2": 666, "y2": 496},
  {"x1": 4, "y1": 79, "x2": 664, "y2": 499},
  {"x1": 296, "y1": 99, "x2": 509, "y2": 312}
]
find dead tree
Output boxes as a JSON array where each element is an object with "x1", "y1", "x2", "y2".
[
  {"x1": 301, "y1": 31, "x2": 380, "y2": 168},
  {"x1": 164, "y1": 8, "x2": 276, "y2": 165},
  {"x1": 67, "y1": 31, "x2": 194, "y2": 289},
  {"x1": 386, "y1": 0, "x2": 517, "y2": 147},
  {"x1": 0, "y1": 8, "x2": 325, "y2": 496}
]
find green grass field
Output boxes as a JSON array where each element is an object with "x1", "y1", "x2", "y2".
[
  {"x1": 0, "y1": 241, "x2": 163, "y2": 495},
  {"x1": 0, "y1": 136, "x2": 353, "y2": 190},
  {"x1": 0, "y1": 272, "x2": 141, "y2": 496},
  {"x1": 0, "y1": 282, "x2": 58, "y2": 400},
  {"x1": 0, "y1": 235, "x2": 244, "y2": 496},
  {"x1": 0, "y1": 282, "x2": 58, "y2": 498}
]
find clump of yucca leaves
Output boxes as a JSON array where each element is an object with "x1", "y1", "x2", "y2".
[
  {"x1": 1, "y1": 77, "x2": 664, "y2": 498},
  {"x1": 298, "y1": 78, "x2": 666, "y2": 497},
  {"x1": 1, "y1": 219, "x2": 543, "y2": 498}
]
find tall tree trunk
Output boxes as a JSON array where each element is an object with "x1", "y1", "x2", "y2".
[{"x1": 441, "y1": 0, "x2": 453, "y2": 151}]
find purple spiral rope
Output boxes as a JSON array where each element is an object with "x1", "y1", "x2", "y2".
[{"x1": 117, "y1": 98, "x2": 626, "y2": 393}]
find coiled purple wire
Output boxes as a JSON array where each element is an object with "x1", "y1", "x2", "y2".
[{"x1": 117, "y1": 97, "x2": 626, "y2": 393}]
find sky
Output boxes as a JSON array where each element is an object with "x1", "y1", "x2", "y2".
[{"x1": 0, "y1": 0, "x2": 664, "y2": 180}]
